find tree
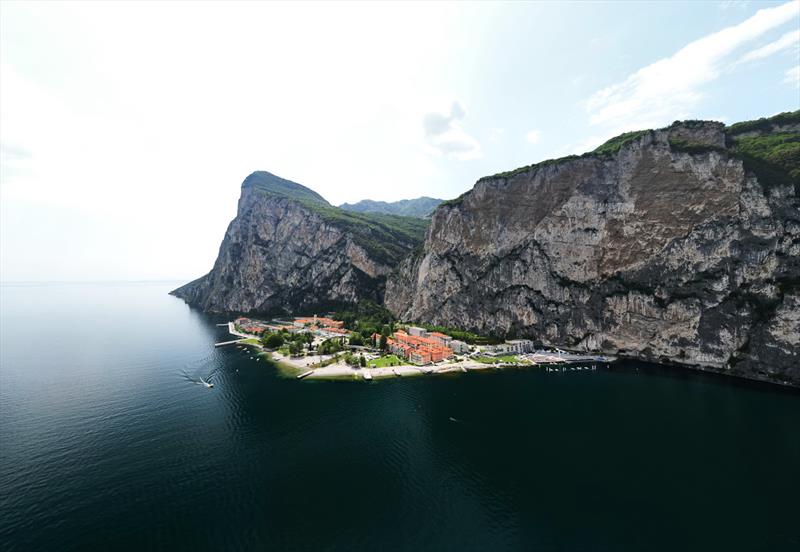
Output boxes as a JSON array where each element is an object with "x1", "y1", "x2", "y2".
[
  {"x1": 359, "y1": 355, "x2": 366, "y2": 368},
  {"x1": 379, "y1": 334, "x2": 388, "y2": 350},
  {"x1": 289, "y1": 341, "x2": 302, "y2": 355},
  {"x1": 349, "y1": 333, "x2": 364, "y2": 347},
  {"x1": 265, "y1": 333, "x2": 284, "y2": 349}
]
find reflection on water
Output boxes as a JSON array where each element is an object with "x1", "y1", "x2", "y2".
[{"x1": 1, "y1": 282, "x2": 799, "y2": 551}]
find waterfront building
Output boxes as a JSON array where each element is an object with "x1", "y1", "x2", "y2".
[
  {"x1": 428, "y1": 332, "x2": 452, "y2": 347},
  {"x1": 376, "y1": 329, "x2": 454, "y2": 365},
  {"x1": 506, "y1": 339, "x2": 535, "y2": 353},
  {"x1": 449, "y1": 340, "x2": 469, "y2": 353}
]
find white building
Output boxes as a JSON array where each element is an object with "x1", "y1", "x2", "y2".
[
  {"x1": 407, "y1": 326, "x2": 429, "y2": 337},
  {"x1": 484, "y1": 339, "x2": 535, "y2": 355},
  {"x1": 449, "y1": 340, "x2": 469, "y2": 354},
  {"x1": 506, "y1": 339, "x2": 534, "y2": 353}
]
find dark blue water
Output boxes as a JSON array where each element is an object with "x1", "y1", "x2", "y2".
[{"x1": 1, "y1": 282, "x2": 798, "y2": 551}]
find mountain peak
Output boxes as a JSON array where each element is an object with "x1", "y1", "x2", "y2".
[{"x1": 242, "y1": 171, "x2": 329, "y2": 205}]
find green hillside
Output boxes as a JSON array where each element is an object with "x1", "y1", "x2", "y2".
[{"x1": 244, "y1": 171, "x2": 429, "y2": 266}]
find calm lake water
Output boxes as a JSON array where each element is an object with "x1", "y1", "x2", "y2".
[{"x1": 1, "y1": 282, "x2": 798, "y2": 551}]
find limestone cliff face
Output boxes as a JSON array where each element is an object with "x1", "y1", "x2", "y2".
[
  {"x1": 387, "y1": 119, "x2": 800, "y2": 386},
  {"x1": 172, "y1": 171, "x2": 426, "y2": 314}
]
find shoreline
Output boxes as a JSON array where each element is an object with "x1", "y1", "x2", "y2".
[
  {"x1": 214, "y1": 320, "x2": 799, "y2": 388},
  {"x1": 231, "y1": 334, "x2": 611, "y2": 381}
]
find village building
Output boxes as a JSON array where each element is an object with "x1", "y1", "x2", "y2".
[
  {"x1": 449, "y1": 339, "x2": 469, "y2": 354},
  {"x1": 506, "y1": 339, "x2": 535, "y2": 353},
  {"x1": 485, "y1": 339, "x2": 535, "y2": 355},
  {"x1": 375, "y1": 329, "x2": 454, "y2": 365},
  {"x1": 294, "y1": 315, "x2": 344, "y2": 329},
  {"x1": 427, "y1": 331, "x2": 452, "y2": 347}
]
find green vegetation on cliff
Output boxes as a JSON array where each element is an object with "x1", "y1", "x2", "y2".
[
  {"x1": 298, "y1": 203, "x2": 428, "y2": 266},
  {"x1": 244, "y1": 170, "x2": 429, "y2": 265},
  {"x1": 592, "y1": 130, "x2": 649, "y2": 156},
  {"x1": 726, "y1": 111, "x2": 800, "y2": 192},
  {"x1": 726, "y1": 110, "x2": 800, "y2": 136}
]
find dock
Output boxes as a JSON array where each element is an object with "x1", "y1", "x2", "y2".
[
  {"x1": 363, "y1": 371, "x2": 373, "y2": 381},
  {"x1": 214, "y1": 339, "x2": 245, "y2": 348},
  {"x1": 297, "y1": 370, "x2": 314, "y2": 380}
]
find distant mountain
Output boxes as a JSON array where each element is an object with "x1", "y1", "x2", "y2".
[{"x1": 340, "y1": 197, "x2": 444, "y2": 218}]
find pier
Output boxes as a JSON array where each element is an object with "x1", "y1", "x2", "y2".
[
  {"x1": 215, "y1": 339, "x2": 246, "y2": 348},
  {"x1": 297, "y1": 370, "x2": 314, "y2": 380}
]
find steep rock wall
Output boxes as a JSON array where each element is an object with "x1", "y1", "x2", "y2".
[
  {"x1": 387, "y1": 121, "x2": 800, "y2": 386},
  {"x1": 173, "y1": 184, "x2": 394, "y2": 314}
]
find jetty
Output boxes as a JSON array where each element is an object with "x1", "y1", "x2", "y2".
[
  {"x1": 362, "y1": 371, "x2": 373, "y2": 381},
  {"x1": 215, "y1": 339, "x2": 246, "y2": 348},
  {"x1": 297, "y1": 370, "x2": 314, "y2": 380}
]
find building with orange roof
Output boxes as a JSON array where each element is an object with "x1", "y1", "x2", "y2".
[
  {"x1": 294, "y1": 315, "x2": 344, "y2": 329},
  {"x1": 378, "y1": 329, "x2": 453, "y2": 365}
]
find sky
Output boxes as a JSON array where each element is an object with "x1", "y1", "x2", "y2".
[{"x1": 1, "y1": 0, "x2": 798, "y2": 282}]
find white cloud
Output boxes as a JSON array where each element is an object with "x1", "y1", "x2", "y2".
[
  {"x1": 422, "y1": 101, "x2": 482, "y2": 160},
  {"x1": 584, "y1": 1, "x2": 799, "y2": 133},
  {"x1": 525, "y1": 129, "x2": 542, "y2": 144},
  {"x1": 738, "y1": 29, "x2": 800, "y2": 63},
  {"x1": 784, "y1": 65, "x2": 800, "y2": 87},
  {"x1": 719, "y1": 0, "x2": 751, "y2": 11}
]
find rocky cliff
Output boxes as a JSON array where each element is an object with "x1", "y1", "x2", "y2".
[
  {"x1": 172, "y1": 171, "x2": 428, "y2": 314},
  {"x1": 387, "y1": 112, "x2": 800, "y2": 386}
]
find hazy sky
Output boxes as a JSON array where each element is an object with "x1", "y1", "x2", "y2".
[{"x1": 1, "y1": 1, "x2": 798, "y2": 282}]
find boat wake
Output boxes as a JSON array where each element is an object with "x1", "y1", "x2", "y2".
[{"x1": 181, "y1": 357, "x2": 219, "y2": 389}]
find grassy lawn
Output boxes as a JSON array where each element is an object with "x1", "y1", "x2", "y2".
[
  {"x1": 368, "y1": 354, "x2": 403, "y2": 368},
  {"x1": 240, "y1": 338, "x2": 261, "y2": 345},
  {"x1": 475, "y1": 355, "x2": 520, "y2": 364}
]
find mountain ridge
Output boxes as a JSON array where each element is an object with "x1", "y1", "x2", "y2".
[{"x1": 340, "y1": 197, "x2": 444, "y2": 218}]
